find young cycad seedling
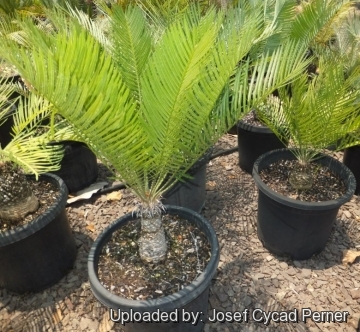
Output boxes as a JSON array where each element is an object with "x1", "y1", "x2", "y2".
[
  {"x1": 257, "y1": 55, "x2": 360, "y2": 190},
  {"x1": 0, "y1": 87, "x2": 66, "y2": 224}
]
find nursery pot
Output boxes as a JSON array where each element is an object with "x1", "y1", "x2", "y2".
[
  {"x1": 0, "y1": 104, "x2": 15, "y2": 148},
  {"x1": 237, "y1": 120, "x2": 284, "y2": 174},
  {"x1": 162, "y1": 149, "x2": 212, "y2": 213},
  {"x1": 88, "y1": 205, "x2": 219, "y2": 332},
  {"x1": 49, "y1": 140, "x2": 98, "y2": 193},
  {"x1": 343, "y1": 145, "x2": 360, "y2": 195},
  {"x1": 252, "y1": 149, "x2": 356, "y2": 260},
  {"x1": 227, "y1": 124, "x2": 237, "y2": 135},
  {"x1": 0, "y1": 173, "x2": 77, "y2": 293}
]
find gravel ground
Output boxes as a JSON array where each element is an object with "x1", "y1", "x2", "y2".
[{"x1": 1, "y1": 134, "x2": 360, "y2": 332}]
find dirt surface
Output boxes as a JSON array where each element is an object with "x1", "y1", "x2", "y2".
[
  {"x1": 240, "y1": 110, "x2": 264, "y2": 127},
  {"x1": 98, "y1": 214, "x2": 211, "y2": 300},
  {"x1": 259, "y1": 159, "x2": 347, "y2": 202},
  {"x1": 0, "y1": 177, "x2": 59, "y2": 231},
  {"x1": 0, "y1": 134, "x2": 360, "y2": 332}
]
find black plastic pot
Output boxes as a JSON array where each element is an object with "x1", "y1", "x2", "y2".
[
  {"x1": 0, "y1": 173, "x2": 77, "y2": 293},
  {"x1": 0, "y1": 104, "x2": 15, "y2": 148},
  {"x1": 162, "y1": 149, "x2": 212, "y2": 213},
  {"x1": 343, "y1": 145, "x2": 360, "y2": 195},
  {"x1": 49, "y1": 140, "x2": 98, "y2": 193},
  {"x1": 252, "y1": 149, "x2": 356, "y2": 260},
  {"x1": 88, "y1": 205, "x2": 219, "y2": 332},
  {"x1": 237, "y1": 120, "x2": 285, "y2": 174},
  {"x1": 227, "y1": 124, "x2": 237, "y2": 135}
]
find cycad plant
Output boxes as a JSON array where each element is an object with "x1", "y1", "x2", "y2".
[
  {"x1": 257, "y1": 55, "x2": 360, "y2": 190},
  {"x1": 0, "y1": 86, "x2": 65, "y2": 225},
  {"x1": 0, "y1": 2, "x2": 310, "y2": 262}
]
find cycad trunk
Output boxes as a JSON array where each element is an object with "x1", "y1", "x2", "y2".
[
  {"x1": 0, "y1": 162, "x2": 39, "y2": 222},
  {"x1": 139, "y1": 216, "x2": 167, "y2": 263}
]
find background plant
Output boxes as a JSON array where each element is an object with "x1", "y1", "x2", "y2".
[
  {"x1": 0, "y1": 86, "x2": 65, "y2": 224},
  {"x1": 257, "y1": 55, "x2": 360, "y2": 173}
]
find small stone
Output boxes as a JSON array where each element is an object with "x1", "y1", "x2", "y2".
[
  {"x1": 343, "y1": 210, "x2": 352, "y2": 219},
  {"x1": 254, "y1": 273, "x2": 265, "y2": 280},
  {"x1": 286, "y1": 267, "x2": 298, "y2": 276},
  {"x1": 350, "y1": 289, "x2": 360, "y2": 299},
  {"x1": 87, "y1": 212, "x2": 95, "y2": 221},
  {"x1": 215, "y1": 289, "x2": 229, "y2": 303},
  {"x1": 243, "y1": 295, "x2": 252, "y2": 306},
  {"x1": 79, "y1": 317, "x2": 98, "y2": 331},
  {"x1": 293, "y1": 260, "x2": 302, "y2": 268},
  {"x1": 302, "y1": 269, "x2": 312, "y2": 277},
  {"x1": 276, "y1": 291, "x2": 287, "y2": 300},
  {"x1": 226, "y1": 288, "x2": 235, "y2": 297},
  {"x1": 266, "y1": 255, "x2": 273, "y2": 261},
  {"x1": 279, "y1": 262, "x2": 288, "y2": 269},
  {"x1": 307, "y1": 284, "x2": 314, "y2": 292}
]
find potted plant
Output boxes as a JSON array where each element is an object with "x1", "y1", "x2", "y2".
[
  {"x1": 252, "y1": 55, "x2": 360, "y2": 260},
  {"x1": 0, "y1": 87, "x2": 77, "y2": 294},
  {"x1": 0, "y1": 1, "x2": 311, "y2": 328},
  {"x1": 328, "y1": 9, "x2": 360, "y2": 195},
  {"x1": 235, "y1": 0, "x2": 353, "y2": 174}
]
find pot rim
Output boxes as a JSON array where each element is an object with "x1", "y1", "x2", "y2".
[
  {"x1": 87, "y1": 205, "x2": 219, "y2": 312},
  {"x1": 252, "y1": 148, "x2": 356, "y2": 210},
  {"x1": 237, "y1": 119, "x2": 273, "y2": 134}
]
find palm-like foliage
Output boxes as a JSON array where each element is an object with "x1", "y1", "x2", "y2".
[
  {"x1": 0, "y1": 85, "x2": 66, "y2": 222},
  {"x1": 0, "y1": 2, "x2": 311, "y2": 208},
  {"x1": 0, "y1": 2, "x2": 313, "y2": 260},
  {"x1": 257, "y1": 56, "x2": 360, "y2": 166},
  {"x1": 0, "y1": 86, "x2": 65, "y2": 177}
]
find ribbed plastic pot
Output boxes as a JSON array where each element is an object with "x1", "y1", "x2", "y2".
[
  {"x1": 49, "y1": 140, "x2": 98, "y2": 193},
  {"x1": 0, "y1": 173, "x2": 77, "y2": 293},
  {"x1": 88, "y1": 205, "x2": 219, "y2": 332},
  {"x1": 252, "y1": 149, "x2": 356, "y2": 260},
  {"x1": 237, "y1": 120, "x2": 285, "y2": 174},
  {"x1": 162, "y1": 149, "x2": 212, "y2": 213},
  {"x1": 343, "y1": 145, "x2": 360, "y2": 195}
]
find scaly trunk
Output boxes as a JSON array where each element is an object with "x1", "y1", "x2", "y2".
[
  {"x1": 288, "y1": 164, "x2": 313, "y2": 190},
  {"x1": 0, "y1": 161, "x2": 39, "y2": 222},
  {"x1": 139, "y1": 216, "x2": 167, "y2": 263}
]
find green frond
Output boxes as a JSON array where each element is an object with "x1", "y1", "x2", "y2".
[
  {"x1": 110, "y1": 5, "x2": 153, "y2": 100},
  {"x1": 0, "y1": 92, "x2": 65, "y2": 178},
  {"x1": 247, "y1": 39, "x2": 311, "y2": 107},
  {"x1": 290, "y1": 0, "x2": 351, "y2": 47},
  {"x1": 0, "y1": 84, "x2": 18, "y2": 120},
  {"x1": 0, "y1": 2, "x2": 314, "y2": 207},
  {"x1": 67, "y1": 5, "x2": 111, "y2": 50},
  {"x1": 261, "y1": 55, "x2": 360, "y2": 165}
]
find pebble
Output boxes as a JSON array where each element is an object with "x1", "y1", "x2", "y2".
[{"x1": 279, "y1": 262, "x2": 288, "y2": 269}]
